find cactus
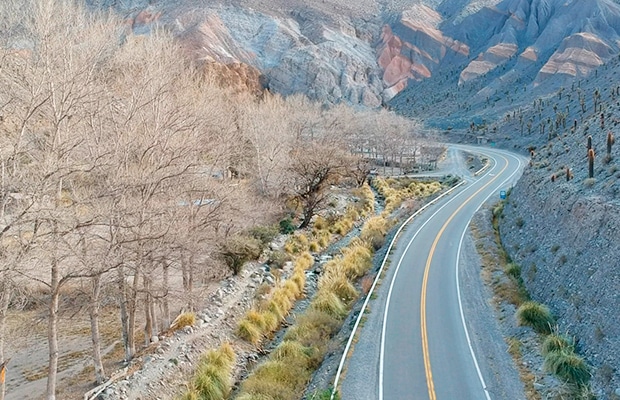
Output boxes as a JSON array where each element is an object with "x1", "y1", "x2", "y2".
[
  {"x1": 566, "y1": 167, "x2": 572, "y2": 181},
  {"x1": 551, "y1": 174, "x2": 556, "y2": 182},
  {"x1": 588, "y1": 148, "x2": 595, "y2": 178},
  {"x1": 607, "y1": 131, "x2": 615, "y2": 159},
  {"x1": 587, "y1": 135, "x2": 592, "y2": 153}
]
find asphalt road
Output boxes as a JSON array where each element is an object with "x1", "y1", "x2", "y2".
[{"x1": 338, "y1": 146, "x2": 526, "y2": 400}]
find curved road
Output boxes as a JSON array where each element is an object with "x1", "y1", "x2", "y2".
[{"x1": 338, "y1": 146, "x2": 527, "y2": 400}]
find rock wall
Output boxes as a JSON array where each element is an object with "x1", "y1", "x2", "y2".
[{"x1": 500, "y1": 170, "x2": 620, "y2": 397}]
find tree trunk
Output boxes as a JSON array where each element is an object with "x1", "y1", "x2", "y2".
[
  {"x1": 187, "y1": 253, "x2": 195, "y2": 312},
  {"x1": 162, "y1": 263, "x2": 170, "y2": 329},
  {"x1": 117, "y1": 265, "x2": 131, "y2": 361},
  {"x1": 143, "y1": 275, "x2": 152, "y2": 346},
  {"x1": 46, "y1": 244, "x2": 60, "y2": 400},
  {"x1": 88, "y1": 275, "x2": 105, "y2": 384},
  {"x1": 0, "y1": 279, "x2": 11, "y2": 400},
  {"x1": 127, "y1": 269, "x2": 139, "y2": 358}
]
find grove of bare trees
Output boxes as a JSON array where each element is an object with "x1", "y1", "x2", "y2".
[{"x1": 0, "y1": 1, "x2": 430, "y2": 399}]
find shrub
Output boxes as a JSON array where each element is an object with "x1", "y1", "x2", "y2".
[
  {"x1": 220, "y1": 235, "x2": 262, "y2": 275},
  {"x1": 505, "y1": 263, "x2": 521, "y2": 280},
  {"x1": 296, "y1": 252, "x2": 314, "y2": 270},
  {"x1": 171, "y1": 312, "x2": 196, "y2": 331},
  {"x1": 339, "y1": 242, "x2": 372, "y2": 278},
  {"x1": 283, "y1": 280, "x2": 302, "y2": 300},
  {"x1": 313, "y1": 216, "x2": 328, "y2": 230},
  {"x1": 245, "y1": 310, "x2": 266, "y2": 331},
  {"x1": 309, "y1": 389, "x2": 341, "y2": 400},
  {"x1": 250, "y1": 224, "x2": 279, "y2": 247},
  {"x1": 279, "y1": 217, "x2": 296, "y2": 234},
  {"x1": 261, "y1": 311, "x2": 279, "y2": 332},
  {"x1": 268, "y1": 250, "x2": 291, "y2": 269},
  {"x1": 290, "y1": 270, "x2": 306, "y2": 294},
  {"x1": 542, "y1": 333, "x2": 574, "y2": 356},
  {"x1": 516, "y1": 301, "x2": 554, "y2": 334},
  {"x1": 543, "y1": 350, "x2": 590, "y2": 385},
  {"x1": 285, "y1": 233, "x2": 310, "y2": 255},
  {"x1": 309, "y1": 241, "x2": 320, "y2": 252},
  {"x1": 239, "y1": 360, "x2": 305, "y2": 400}
]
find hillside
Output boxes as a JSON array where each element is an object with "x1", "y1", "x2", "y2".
[
  {"x1": 4, "y1": 0, "x2": 620, "y2": 398},
  {"x1": 90, "y1": 0, "x2": 620, "y2": 397}
]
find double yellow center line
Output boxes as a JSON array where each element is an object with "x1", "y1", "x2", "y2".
[{"x1": 420, "y1": 160, "x2": 508, "y2": 400}]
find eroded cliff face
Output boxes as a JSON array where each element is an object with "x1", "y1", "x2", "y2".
[
  {"x1": 127, "y1": 4, "x2": 385, "y2": 106},
  {"x1": 112, "y1": 0, "x2": 620, "y2": 107},
  {"x1": 376, "y1": 4, "x2": 470, "y2": 100}
]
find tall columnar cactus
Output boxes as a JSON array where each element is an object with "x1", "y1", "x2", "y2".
[
  {"x1": 587, "y1": 135, "x2": 592, "y2": 155},
  {"x1": 566, "y1": 167, "x2": 572, "y2": 182},
  {"x1": 607, "y1": 131, "x2": 615, "y2": 159},
  {"x1": 588, "y1": 148, "x2": 595, "y2": 178}
]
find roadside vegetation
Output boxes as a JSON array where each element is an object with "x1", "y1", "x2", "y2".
[
  {"x1": 230, "y1": 175, "x2": 459, "y2": 400},
  {"x1": 473, "y1": 198, "x2": 593, "y2": 399}
]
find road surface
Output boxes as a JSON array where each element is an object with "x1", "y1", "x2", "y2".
[{"x1": 338, "y1": 145, "x2": 526, "y2": 400}]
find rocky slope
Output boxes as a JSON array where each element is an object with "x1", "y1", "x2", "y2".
[
  {"x1": 464, "y1": 53, "x2": 620, "y2": 398},
  {"x1": 92, "y1": 0, "x2": 620, "y2": 110}
]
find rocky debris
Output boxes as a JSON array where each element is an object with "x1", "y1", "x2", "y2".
[{"x1": 98, "y1": 263, "x2": 263, "y2": 400}]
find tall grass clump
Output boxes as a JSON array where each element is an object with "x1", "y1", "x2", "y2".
[
  {"x1": 311, "y1": 290, "x2": 348, "y2": 319},
  {"x1": 171, "y1": 312, "x2": 196, "y2": 331},
  {"x1": 355, "y1": 183, "x2": 375, "y2": 216},
  {"x1": 516, "y1": 301, "x2": 554, "y2": 334},
  {"x1": 283, "y1": 309, "x2": 341, "y2": 346},
  {"x1": 183, "y1": 343, "x2": 236, "y2": 400},
  {"x1": 542, "y1": 333, "x2": 574, "y2": 356},
  {"x1": 543, "y1": 350, "x2": 590, "y2": 385},
  {"x1": 318, "y1": 271, "x2": 359, "y2": 303},
  {"x1": 360, "y1": 215, "x2": 392, "y2": 250},
  {"x1": 339, "y1": 240, "x2": 373, "y2": 278},
  {"x1": 237, "y1": 252, "x2": 313, "y2": 345}
]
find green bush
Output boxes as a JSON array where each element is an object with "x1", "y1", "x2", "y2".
[
  {"x1": 309, "y1": 389, "x2": 341, "y2": 400},
  {"x1": 505, "y1": 263, "x2": 521, "y2": 280},
  {"x1": 543, "y1": 350, "x2": 590, "y2": 385},
  {"x1": 516, "y1": 301, "x2": 554, "y2": 334},
  {"x1": 279, "y1": 217, "x2": 296, "y2": 234}
]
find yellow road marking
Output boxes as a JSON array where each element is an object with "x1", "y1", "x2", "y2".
[{"x1": 421, "y1": 159, "x2": 508, "y2": 400}]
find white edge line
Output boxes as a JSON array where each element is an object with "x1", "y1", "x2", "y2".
[
  {"x1": 455, "y1": 150, "x2": 525, "y2": 400},
  {"x1": 330, "y1": 178, "x2": 467, "y2": 400}
]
